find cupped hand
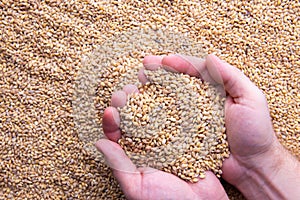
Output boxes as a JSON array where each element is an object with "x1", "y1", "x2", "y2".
[
  {"x1": 95, "y1": 56, "x2": 229, "y2": 200},
  {"x1": 134, "y1": 54, "x2": 298, "y2": 200}
]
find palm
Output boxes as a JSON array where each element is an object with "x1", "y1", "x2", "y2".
[
  {"x1": 225, "y1": 95, "x2": 274, "y2": 155},
  {"x1": 121, "y1": 169, "x2": 195, "y2": 200},
  {"x1": 221, "y1": 94, "x2": 277, "y2": 184},
  {"x1": 110, "y1": 161, "x2": 226, "y2": 200}
]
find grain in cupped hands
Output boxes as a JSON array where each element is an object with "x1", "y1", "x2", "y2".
[{"x1": 119, "y1": 68, "x2": 229, "y2": 182}]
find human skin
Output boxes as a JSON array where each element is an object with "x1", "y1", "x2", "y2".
[{"x1": 96, "y1": 54, "x2": 300, "y2": 200}]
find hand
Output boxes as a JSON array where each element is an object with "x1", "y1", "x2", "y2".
[
  {"x1": 195, "y1": 55, "x2": 300, "y2": 200},
  {"x1": 135, "y1": 54, "x2": 300, "y2": 200},
  {"x1": 95, "y1": 56, "x2": 229, "y2": 200}
]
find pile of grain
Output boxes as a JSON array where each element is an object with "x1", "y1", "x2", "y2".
[
  {"x1": 118, "y1": 68, "x2": 229, "y2": 183},
  {"x1": 0, "y1": 0, "x2": 298, "y2": 199}
]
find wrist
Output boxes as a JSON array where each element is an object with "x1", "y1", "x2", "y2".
[{"x1": 234, "y1": 141, "x2": 300, "y2": 200}]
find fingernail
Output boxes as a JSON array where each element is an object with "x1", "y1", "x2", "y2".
[
  {"x1": 111, "y1": 91, "x2": 127, "y2": 108},
  {"x1": 123, "y1": 84, "x2": 139, "y2": 95},
  {"x1": 111, "y1": 108, "x2": 120, "y2": 126}
]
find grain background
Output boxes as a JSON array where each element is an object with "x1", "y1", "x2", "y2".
[{"x1": 0, "y1": 0, "x2": 299, "y2": 199}]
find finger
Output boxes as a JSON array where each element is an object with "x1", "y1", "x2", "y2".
[
  {"x1": 143, "y1": 55, "x2": 164, "y2": 70},
  {"x1": 102, "y1": 107, "x2": 121, "y2": 142},
  {"x1": 138, "y1": 68, "x2": 148, "y2": 85},
  {"x1": 162, "y1": 54, "x2": 220, "y2": 86},
  {"x1": 189, "y1": 171, "x2": 229, "y2": 200},
  {"x1": 95, "y1": 139, "x2": 137, "y2": 173},
  {"x1": 162, "y1": 54, "x2": 194, "y2": 74},
  {"x1": 123, "y1": 84, "x2": 139, "y2": 95},
  {"x1": 161, "y1": 54, "x2": 264, "y2": 105},
  {"x1": 95, "y1": 139, "x2": 141, "y2": 197},
  {"x1": 206, "y1": 54, "x2": 264, "y2": 103},
  {"x1": 139, "y1": 55, "x2": 164, "y2": 84},
  {"x1": 111, "y1": 90, "x2": 127, "y2": 108},
  {"x1": 161, "y1": 54, "x2": 207, "y2": 76}
]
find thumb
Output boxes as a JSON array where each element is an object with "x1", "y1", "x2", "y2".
[
  {"x1": 95, "y1": 139, "x2": 142, "y2": 191},
  {"x1": 206, "y1": 55, "x2": 265, "y2": 106},
  {"x1": 95, "y1": 139, "x2": 137, "y2": 173}
]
